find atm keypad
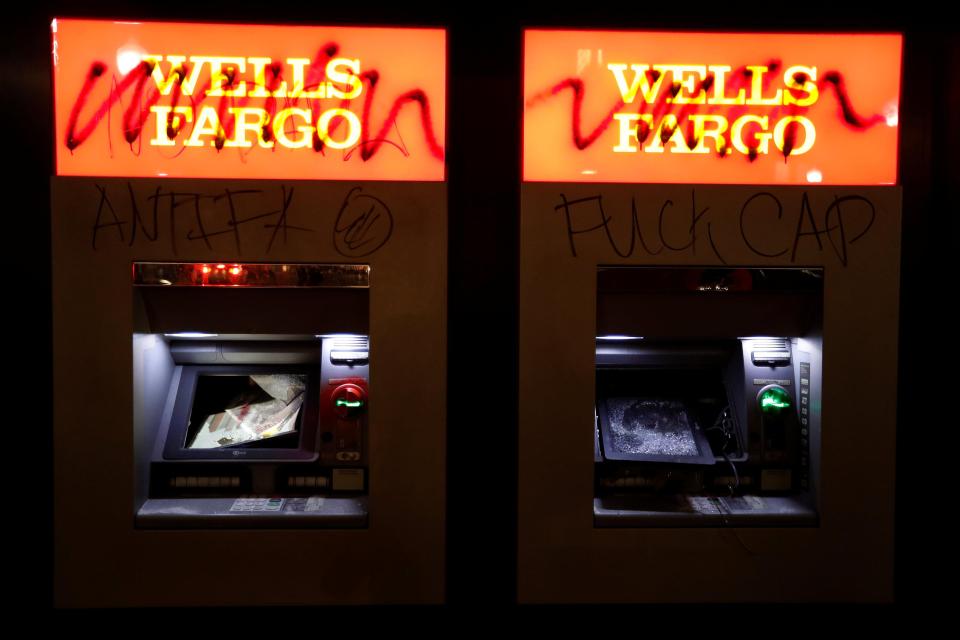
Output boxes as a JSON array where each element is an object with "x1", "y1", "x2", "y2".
[{"x1": 229, "y1": 497, "x2": 284, "y2": 512}]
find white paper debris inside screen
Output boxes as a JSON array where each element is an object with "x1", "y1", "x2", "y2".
[{"x1": 187, "y1": 374, "x2": 306, "y2": 449}]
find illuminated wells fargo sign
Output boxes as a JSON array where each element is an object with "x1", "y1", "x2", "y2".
[
  {"x1": 523, "y1": 30, "x2": 901, "y2": 185},
  {"x1": 53, "y1": 20, "x2": 446, "y2": 180}
]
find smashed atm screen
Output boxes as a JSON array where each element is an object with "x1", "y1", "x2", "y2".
[
  {"x1": 598, "y1": 397, "x2": 715, "y2": 465},
  {"x1": 186, "y1": 374, "x2": 306, "y2": 449}
]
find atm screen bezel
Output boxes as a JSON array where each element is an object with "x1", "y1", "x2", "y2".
[{"x1": 162, "y1": 364, "x2": 320, "y2": 461}]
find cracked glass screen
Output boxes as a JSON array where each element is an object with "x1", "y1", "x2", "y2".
[
  {"x1": 185, "y1": 374, "x2": 306, "y2": 449},
  {"x1": 604, "y1": 398, "x2": 701, "y2": 458}
]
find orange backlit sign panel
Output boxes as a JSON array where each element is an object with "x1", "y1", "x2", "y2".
[
  {"x1": 53, "y1": 19, "x2": 446, "y2": 180},
  {"x1": 524, "y1": 30, "x2": 901, "y2": 185}
]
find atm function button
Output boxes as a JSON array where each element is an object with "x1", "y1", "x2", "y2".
[
  {"x1": 332, "y1": 469, "x2": 365, "y2": 491},
  {"x1": 288, "y1": 476, "x2": 329, "y2": 488},
  {"x1": 171, "y1": 476, "x2": 241, "y2": 490}
]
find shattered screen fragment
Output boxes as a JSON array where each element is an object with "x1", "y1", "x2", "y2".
[
  {"x1": 186, "y1": 374, "x2": 307, "y2": 449},
  {"x1": 604, "y1": 398, "x2": 701, "y2": 458}
]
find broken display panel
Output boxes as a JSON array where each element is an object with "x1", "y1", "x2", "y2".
[
  {"x1": 597, "y1": 397, "x2": 715, "y2": 465},
  {"x1": 185, "y1": 374, "x2": 307, "y2": 449}
]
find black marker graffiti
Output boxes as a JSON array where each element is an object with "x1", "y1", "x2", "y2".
[
  {"x1": 739, "y1": 192, "x2": 789, "y2": 258},
  {"x1": 556, "y1": 189, "x2": 877, "y2": 267},
  {"x1": 92, "y1": 184, "x2": 127, "y2": 249},
  {"x1": 555, "y1": 189, "x2": 724, "y2": 263},
  {"x1": 91, "y1": 182, "x2": 314, "y2": 254},
  {"x1": 739, "y1": 191, "x2": 876, "y2": 266},
  {"x1": 333, "y1": 186, "x2": 394, "y2": 257}
]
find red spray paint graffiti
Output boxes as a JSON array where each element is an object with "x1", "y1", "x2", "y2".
[
  {"x1": 64, "y1": 42, "x2": 444, "y2": 163},
  {"x1": 526, "y1": 62, "x2": 885, "y2": 162}
]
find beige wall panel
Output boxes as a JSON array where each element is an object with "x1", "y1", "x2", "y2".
[
  {"x1": 53, "y1": 177, "x2": 446, "y2": 606},
  {"x1": 519, "y1": 183, "x2": 900, "y2": 603}
]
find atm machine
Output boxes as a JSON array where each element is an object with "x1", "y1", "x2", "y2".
[
  {"x1": 519, "y1": 29, "x2": 902, "y2": 602},
  {"x1": 133, "y1": 262, "x2": 371, "y2": 528},
  {"x1": 52, "y1": 20, "x2": 447, "y2": 606},
  {"x1": 593, "y1": 267, "x2": 822, "y2": 527}
]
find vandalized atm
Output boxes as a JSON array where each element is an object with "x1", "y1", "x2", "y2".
[
  {"x1": 133, "y1": 262, "x2": 372, "y2": 528},
  {"x1": 52, "y1": 20, "x2": 447, "y2": 605},
  {"x1": 520, "y1": 30, "x2": 902, "y2": 602},
  {"x1": 594, "y1": 267, "x2": 822, "y2": 526}
]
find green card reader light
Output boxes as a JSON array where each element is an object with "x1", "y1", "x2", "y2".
[
  {"x1": 757, "y1": 384, "x2": 793, "y2": 460},
  {"x1": 333, "y1": 383, "x2": 367, "y2": 419},
  {"x1": 759, "y1": 385, "x2": 792, "y2": 415}
]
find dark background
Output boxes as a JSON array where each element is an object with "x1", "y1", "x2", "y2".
[{"x1": 7, "y1": 0, "x2": 955, "y2": 619}]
